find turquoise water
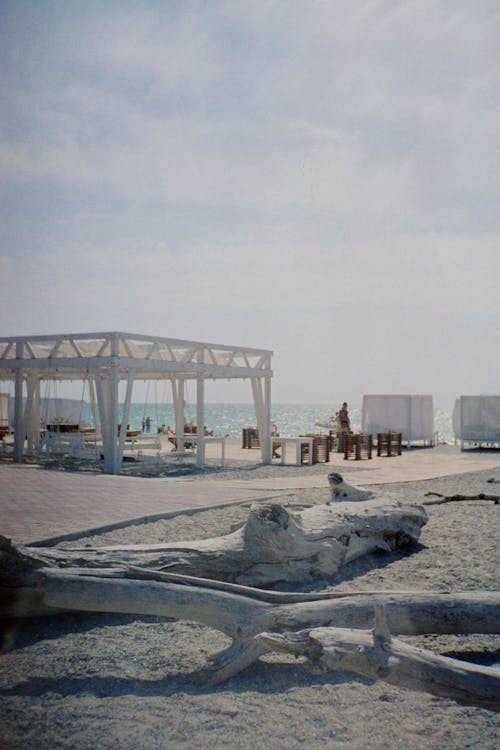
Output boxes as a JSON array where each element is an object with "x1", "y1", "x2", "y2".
[{"x1": 103, "y1": 403, "x2": 455, "y2": 444}]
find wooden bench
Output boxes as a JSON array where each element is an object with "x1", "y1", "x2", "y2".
[
  {"x1": 242, "y1": 428, "x2": 260, "y2": 449},
  {"x1": 273, "y1": 437, "x2": 314, "y2": 466}
]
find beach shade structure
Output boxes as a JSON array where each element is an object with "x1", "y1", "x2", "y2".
[
  {"x1": 361, "y1": 395, "x2": 435, "y2": 447},
  {"x1": 452, "y1": 395, "x2": 500, "y2": 450},
  {"x1": 0, "y1": 332, "x2": 273, "y2": 473}
]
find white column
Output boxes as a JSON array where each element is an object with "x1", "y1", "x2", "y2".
[
  {"x1": 251, "y1": 376, "x2": 271, "y2": 465},
  {"x1": 88, "y1": 375, "x2": 99, "y2": 431},
  {"x1": 13, "y1": 356, "x2": 25, "y2": 463},
  {"x1": 93, "y1": 370, "x2": 108, "y2": 464},
  {"x1": 117, "y1": 370, "x2": 135, "y2": 466},
  {"x1": 172, "y1": 378, "x2": 185, "y2": 451},
  {"x1": 108, "y1": 355, "x2": 120, "y2": 473},
  {"x1": 94, "y1": 367, "x2": 121, "y2": 474},
  {"x1": 196, "y1": 373, "x2": 205, "y2": 467},
  {"x1": 263, "y1": 375, "x2": 272, "y2": 464},
  {"x1": 407, "y1": 396, "x2": 412, "y2": 449},
  {"x1": 25, "y1": 372, "x2": 41, "y2": 455},
  {"x1": 460, "y1": 396, "x2": 464, "y2": 451}
]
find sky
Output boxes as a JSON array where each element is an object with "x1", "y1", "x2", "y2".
[{"x1": 1, "y1": 0, "x2": 499, "y2": 406}]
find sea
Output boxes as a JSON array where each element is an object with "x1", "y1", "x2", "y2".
[{"x1": 115, "y1": 403, "x2": 456, "y2": 444}]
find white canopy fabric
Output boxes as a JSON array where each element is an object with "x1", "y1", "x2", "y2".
[
  {"x1": 361, "y1": 395, "x2": 435, "y2": 445},
  {"x1": 452, "y1": 395, "x2": 500, "y2": 447}
]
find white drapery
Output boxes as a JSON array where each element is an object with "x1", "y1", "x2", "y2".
[
  {"x1": 452, "y1": 395, "x2": 500, "y2": 444},
  {"x1": 361, "y1": 395, "x2": 435, "y2": 445}
]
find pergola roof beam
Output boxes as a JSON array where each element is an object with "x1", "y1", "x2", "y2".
[
  {"x1": 70, "y1": 339, "x2": 83, "y2": 357},
  {"x1": 0, "y1": 333, "x2": 273, "y2": 380},
  {"x1": 24, "y1": 342, "x2": 37, "y2": 358},
  {"x1": 0, "y1": 341, "x2": 14, "y2": 359}
]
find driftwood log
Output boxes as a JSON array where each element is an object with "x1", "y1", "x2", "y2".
[
  {"x1": 2, "y1": 491, "x2": 428, "y2": 588},
  {"x1": 1, "y1": 475, "x2": 499, "y2": 710}
]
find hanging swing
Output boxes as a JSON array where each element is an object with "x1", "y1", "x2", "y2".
[
  {"x1": 141, "y1": 380, "x2": 151, "y2": 433},
  {"x1": 184, "y1": 380, "x2": 195, "y2": 432},
  {"x1": 42, "y1": 378, "x2": 59, "y2": 431},
  {"x1": 153, "y1": 379, "x2": 170, "y2": 434}
]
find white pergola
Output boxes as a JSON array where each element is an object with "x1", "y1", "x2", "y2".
[{"x1": 0, "y1": 331, "x2": 273, "y2": 473}]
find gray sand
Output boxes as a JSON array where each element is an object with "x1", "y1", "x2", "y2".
[{"x1": 1, "y1": 468, "x2": 499, "y2": 749}]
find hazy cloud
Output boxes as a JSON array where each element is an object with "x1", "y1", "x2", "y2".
[{"x1": 1, "y1": 0, "x2": 498, "y2": 403}]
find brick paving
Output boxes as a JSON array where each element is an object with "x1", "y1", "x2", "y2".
[
  {"x1": 0, "y1": 464, "x2": 283, "y2": 545},
  {"x1": 1, "y1": 444, "x2": 498, "y2": 545}
]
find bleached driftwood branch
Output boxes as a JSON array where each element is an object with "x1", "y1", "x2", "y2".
[
  {"x1": 256, "y1": 603, "x2": 500, "y2": 711},
  {"x1": 424, "y1": 492, "x2": 499, "y2": 505}
]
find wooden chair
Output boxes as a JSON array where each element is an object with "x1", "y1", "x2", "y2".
[
  {"x1": 377, "y1": 431, "x2": 402, "y2": 457},
  {"x1": 343, "y1": 433, "x2": 373, "y2": 460}
]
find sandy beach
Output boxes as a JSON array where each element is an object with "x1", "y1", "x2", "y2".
[{"x1": 1, "y1": 456, "x2": 499, "y2": 749}]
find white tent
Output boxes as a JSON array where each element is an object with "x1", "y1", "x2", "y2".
[
  {"x1": 7, "y1": 397, "x2": 88, "y2": 426},
  {"x1": 452, "y1": 395, "x2": 500, "y2": 449},
  {"x1": 361, "y1": 395, "x2": 435, "y2": 446},
  {"x1": 0, "y1": 331, "x2": 273, "y2": 473}
]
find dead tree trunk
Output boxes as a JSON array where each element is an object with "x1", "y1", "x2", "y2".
[{"x1": 2, "y1": 499, "x2": 427, "y2": 588}]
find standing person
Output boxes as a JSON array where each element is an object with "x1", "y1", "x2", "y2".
[
  {"x1": 271, "y1": 422, "x2": 280, "y2": 459},
  {"x1": 339, "y1": 402, "x2": 350, "y2": 432},
  {"x1": 141, "y1": 417, "x2": 146, "y2": 433},
  {"x1": 145, "y1": 416, "x2": 151, "y2": 433}
]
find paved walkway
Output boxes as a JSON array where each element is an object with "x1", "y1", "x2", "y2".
[
  {"x1": 0, "y1": 465, "x2": 284, "y2": 545},
  {"x1": 1, "y1": 445, "x2": 498, "y2": 545},
  {"x1": 222, "y1": 445, "x2": 500, "y2": 491}
]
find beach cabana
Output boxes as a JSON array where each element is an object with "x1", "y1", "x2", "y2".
[
  {"x1": 452, "y1": 395, "x2": 500, "y2": 450},
  {"x1": 0, "y1": 331, "x2": 273, "y2": 473},
  {"x1": 361, "y1": 394, "x2": 435, "y2": 447}
]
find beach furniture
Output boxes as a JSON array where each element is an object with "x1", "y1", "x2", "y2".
[
  {"x1": 299, "y1": 434, "x2": 330, "y2": 463},
  {"x1": 166, "y1": 433, "x2": 226, "y2": 466},
  {"x1": 376, "y1": 431, "x2": 402, "y2": 457},
  {"x1": 336, "y1": 431, "x2": 350, "y2": 453},
  {"x1": 272, "y1": 436, "x2": 314, "y2": 465},
  {"x1": 40, "y1": 430, "x2": 86, "y2": 457},
  {"x1": 242, "y1": 427, "x2": 260, "y2": 449},
  {"x1": 343, "y1": 433, "x2": 373, "y2": 460}
]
